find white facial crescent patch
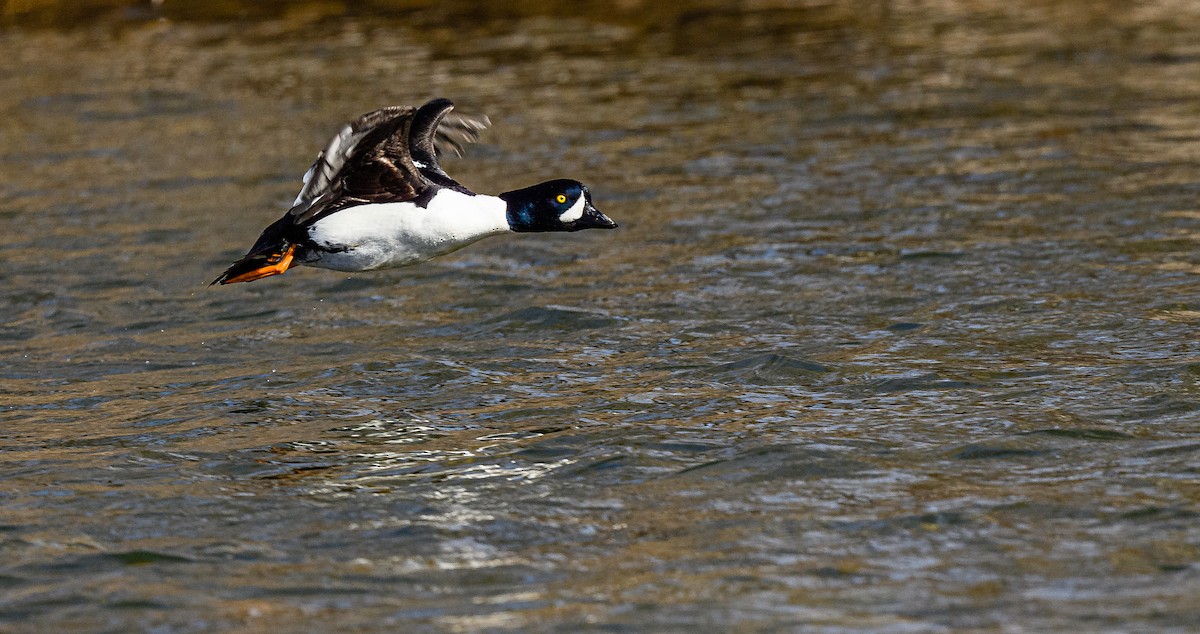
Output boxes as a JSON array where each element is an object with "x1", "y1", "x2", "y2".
[{"x1": 558, "y1": 193, "x2": 586, "y2": 223}]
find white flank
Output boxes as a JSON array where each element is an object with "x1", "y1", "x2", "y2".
[
  {"x1": 558, "y1": 193, "x2": 586, "y2": 223},
  {"x1": 305, "y1": 190, "x2": 510, "y2": 271}
]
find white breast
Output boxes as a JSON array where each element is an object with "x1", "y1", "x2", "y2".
[{"x1": 304, "y1": 190, "x2": 510, "y2": 271}]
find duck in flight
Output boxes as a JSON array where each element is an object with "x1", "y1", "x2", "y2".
[{"x1": 212, "y1": 98, "x2": 617, "y2": 285}]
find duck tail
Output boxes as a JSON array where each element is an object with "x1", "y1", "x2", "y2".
[{"x1": 211, "y1": 243, "x2": 298, "y2": 285}]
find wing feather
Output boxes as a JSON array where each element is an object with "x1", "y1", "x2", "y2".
[
  {"x1": 409, "y1": 99, "x2": 490, "y2": 191},
  {"x1": 286, "y1": 100, "x2": 489, "y2": 227},
  {"x1": 289, "y1": 106, "x2": 419, "y2": 225}
]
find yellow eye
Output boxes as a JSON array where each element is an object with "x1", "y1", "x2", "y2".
[{"x1": 555, "y1": 194, "x2": 568, "y2": 204}]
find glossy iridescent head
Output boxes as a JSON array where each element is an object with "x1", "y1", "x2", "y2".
[{"x1": 501, "y1": 179, "x2": 617, "y2": 232}]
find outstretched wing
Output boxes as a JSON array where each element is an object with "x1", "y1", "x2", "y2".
[
  {"x1": 288, "y1": 106, "x2": 426, "y2": 227},
  {"x1": 288, "y1": 100, "x2": 489, "y2": 227},
  {"x1": 290, "y1": 106, "x2": 411, "y2": 210},
  {"x1": 409, "y1": 98, "x2": 490, "y2": 191}
]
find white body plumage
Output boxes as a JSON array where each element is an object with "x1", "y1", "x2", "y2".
[{"x1": 303, "y1": 190, "x2": 510, "y2": 271}]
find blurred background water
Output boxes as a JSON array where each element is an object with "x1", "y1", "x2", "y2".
[{"x1": 1, "y1": 0, "x2": 1199, "y2": 631}]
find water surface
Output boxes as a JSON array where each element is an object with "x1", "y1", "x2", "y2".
[{"x1": 2, "y1": 2, "x2": 1199, "y2": 631}]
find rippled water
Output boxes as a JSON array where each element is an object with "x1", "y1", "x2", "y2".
[{"x1": 2, "y1": 2, "x2": 1200, "y2": 631}]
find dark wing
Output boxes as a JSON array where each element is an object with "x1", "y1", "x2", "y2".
[
  {"x1": 286, "y1": 100, "x2": 489, "y2": 230},
  {"x1": 288, "y1": 106, "x2": 428, "y2": 228},
  {"x1": 408, "y1": 98, "x2": 490, "y2": 192},
  {"x1": 289, "y1": 107, "x2": 410, "y2": 215},
  {"x1": 236, "y1": 100, "x2": 488, "y2": 259}
]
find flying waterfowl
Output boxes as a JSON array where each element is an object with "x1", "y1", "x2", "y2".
[{"x1": 212, "y1": 98, "x2": 617, "y2": 285}]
